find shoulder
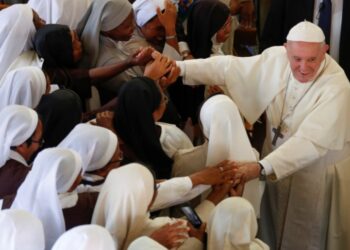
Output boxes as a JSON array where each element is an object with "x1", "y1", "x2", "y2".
[{"x1": 0, "y1": 159, "x2": 29, "y2": 176}]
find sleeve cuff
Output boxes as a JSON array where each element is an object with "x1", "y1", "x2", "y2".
[
  {"x1": 259, "y1": 159, "x2": 274, "y2": 175},
  {"x1": 176, "y1": 61, "x2": 186, "y2": 77}
]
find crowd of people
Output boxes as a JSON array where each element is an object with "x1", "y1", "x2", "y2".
[{"x1": 0, "y1": 0, "x2": 349, "y2": 250}]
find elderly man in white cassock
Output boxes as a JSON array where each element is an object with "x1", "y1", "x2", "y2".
[{"x1": 173, "y1": 21, "x2": 350, "y2": 250}]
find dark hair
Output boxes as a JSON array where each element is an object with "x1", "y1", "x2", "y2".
[
  {"x1": 113, "y1": 77, "x2": 173, "y2": 179},
  {"x1": 187, "y1": 0, "x2": 230, "y2": 58},
  {"x1": 34, "y1": 24, "x2": 75, "y2": 68}
]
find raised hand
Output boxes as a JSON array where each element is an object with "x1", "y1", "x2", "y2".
[
  {"x1": 156, "y1": 0, "x2": 177, "y2": 34},
  {"x1": 144, "y1": 52, "x2": 173, "y2": 81},
  {"x1": 92, "y1": 111, "x2": 115, "y2": 132},
  {"x1": 189, "y1": 160, "x2": 238, "y2": 186}
]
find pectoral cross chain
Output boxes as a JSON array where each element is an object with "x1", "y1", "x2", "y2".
[{"x1": 272, "y1": 125, "x2": 284, "y2": 146}]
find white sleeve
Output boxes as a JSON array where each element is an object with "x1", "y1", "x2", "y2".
[
  {"x1": 263, "y1": 137, "x2": 328, "y2": 180},
  {"x1": 176, "y1": 56, "x2": 230, "y2": 86},
  {"x1": 151, "y1": 177, "x2": 193, "y2": 211}
]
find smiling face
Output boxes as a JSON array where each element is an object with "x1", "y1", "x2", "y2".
[
  {"x1": 101, "y1": 11, "x2": 135, "y2": 41},
  {"x1": 140, "y1": 16, "x2": 165, "y2": 46},
  {"x1": 285, "y1": 41, "x2": 329, "y2": 83}
]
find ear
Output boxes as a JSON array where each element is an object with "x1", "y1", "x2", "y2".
[{"x1": 323, "y1": 44, "x2": 330, "y2": 53}]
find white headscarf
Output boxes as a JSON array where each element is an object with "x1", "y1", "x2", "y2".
[
  {"x1": 77, "y1": 0, "x2": 132, "y2": 68},
  {"x1": 0, "y1": 209, "x2": 45, "y2": 250},
  {"x1": 11, "y1": 148, "x2": 82, "y2": 249},
  {"x1": 207, "y1": 197, "x2": 268, "y2": 250},
  {"x1": 0, "y1": 4, "x2": 36, "y2": 79},
  {"x1": 128, "y1": 236, "x2": 167, "y2": 250},
  {"x1": 58, "y1": 123, "x2": 118, "y2": 173},
  {"x1": 0, "y1": 66, "x2": 47, "y2": 110},
  {"x1": 200, "y1": 94, "x2": 257, "y2": 166},
  {"x1": 92, "y1": 163, "x2": 154, "y2": 250},
  {"x1": 200, "y1": 95, "x2": 263, "y2": 217},
  {"x1": 28, "y1": 0, "x2": 92, "y2": 29},
  {"x1": 0, "y1": 105, "x2": 38, "y2": 167},
  {"x1": 52, "y1": 224, "x2": 116, "y2": 250},
  {"x1": 133, "y1": 0, "x2": 165, "y2": 27}
]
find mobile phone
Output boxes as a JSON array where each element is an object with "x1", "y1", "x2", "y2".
[{"x1": 180, "y1": 205, "x2": 202, "y2": 228}]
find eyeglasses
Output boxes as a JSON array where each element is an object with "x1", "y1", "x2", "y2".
[{"x1": 30, "y1": 138, "x2": 45, "y2": 147}]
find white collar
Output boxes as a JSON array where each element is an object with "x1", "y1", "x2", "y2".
[{"x1": 9, "y1": 150, "x2": 28, "y2": 167}]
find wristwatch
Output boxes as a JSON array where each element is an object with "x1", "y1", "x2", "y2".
[{"x1": 258, "y1": 162, "x2": 266, "y2": 181}]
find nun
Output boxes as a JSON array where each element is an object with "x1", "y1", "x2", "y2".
[
  {"x1": 0, "y1": 4, "x2": 45, "y2": 78},
  {"x1": 58, "y1": 123, "x2": 121, "y2": 192},
  {"x1": 34, "y1": 23, "x2": 153, "y2": 103},
  {"x1": 207, "y1": 197, "x2": 269, "y2": 250},
  {"x1": 91, "y1": 163, "x2": 190, "y2": 250},
  {"x1": 0, "y1": 105, "x2": 42, "y2": 200},
  {"x1": 11, "y1": 148, "x2": 82, "y2": 249}
]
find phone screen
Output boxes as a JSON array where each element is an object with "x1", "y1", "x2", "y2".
[{"x1": 180, "y1": 206, "x2": 202, "y2": 228}]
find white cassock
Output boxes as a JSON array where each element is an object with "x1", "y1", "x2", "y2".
[{"x1": 176, "y1": 46, "x2": 350, "y2": 250}]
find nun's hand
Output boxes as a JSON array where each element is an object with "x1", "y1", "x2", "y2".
[
  {"x1": 206, "y1": 182, "x2": 233, "y2": 205},
  {"x1": 208, "y1": 85, "x2": 224, "y2": 96},
  {"x1": 159, "y1": 63, "x2": 180, "y2": 89},
  {"x1": 130, "y1": 47, "x2": 154, "y2": 66},
  {"x1": 229, "y1": 173, "x2": 246, "y2": 197},
  {"x1": 150, "y1": 220, "x2": 190, "y2": 249},
  {"x1": 93, "y1": 111, "x2": 115, "y2": 132},
  {"x1": 189, "y1": 160, "x2": 236, "y2": 186},
  {"x1": 188, "y1": 222, "x2": 207, "y2": 243},
  {"x1": 144, "y1": 53, "x2": 172, "y2": 81},
  {"x1": 156, "y1": 0, "x2": 177, "y2": 33}
]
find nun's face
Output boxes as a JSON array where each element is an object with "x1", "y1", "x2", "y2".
[
  {"x1": 18, "y1": 119, "x2": 44, "y2": 162},
  {"x1": 92, "y1": 144, "x2": 123, "y2": 178},
  {"x1": 140, "y1": 17, "x2": 165, "y2": 46},
  {"x1": 70, "y1": 31, "x2": 83, "y2": 63},
  {"x1": 152, "y1": 93, "x2": 168, "y2": 122},
  {"x1": 102, "y1": 11, "x2": 135, "y2": 41},
  {"x1": 216, "y1": 16, "x2": 232, "y2": 43},
  {"x1": 32, "y1": 10, "x2": 45, "y2": 30}
]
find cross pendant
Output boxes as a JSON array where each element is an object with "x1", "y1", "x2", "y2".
[{"x1": 272, "y1": 125, "x2": 284, "y2": 146}]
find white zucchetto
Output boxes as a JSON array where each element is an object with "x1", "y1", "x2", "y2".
[{"x1": 286, "y1": 21, "x2": 325, "y2": 43}]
